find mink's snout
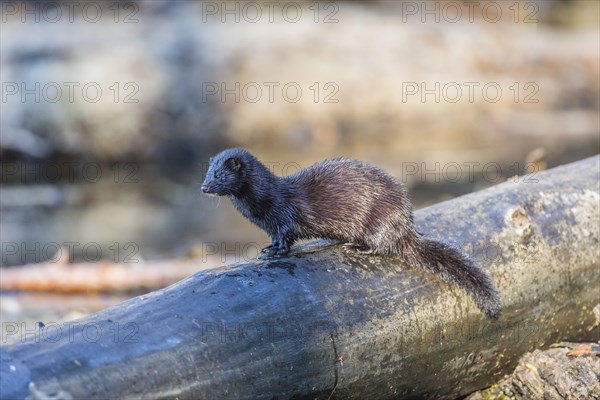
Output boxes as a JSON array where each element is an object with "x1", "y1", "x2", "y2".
[
  {"x1": 201, "y1": 176, "x2": 215, "y2": 194},
  {"x1": 201, "y1": 183, "x2": 217, "y2": 194}
]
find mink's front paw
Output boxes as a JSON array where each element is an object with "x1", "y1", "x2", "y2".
[
  {"x1": 273, "y1": 247, "x2": 289, "y2": 257},
  {"x1": 260, "y1": 239, "x2": 290, "y2": 258},
  {"x1": 260, "y1": 245, "x2": 278, "y2": 258},
  {"x1": 273, "y1": 241, "x2": 289, "y2": 256},
  {"x1": 260, "y1": 248, "x2": 289, "y2": 258}
]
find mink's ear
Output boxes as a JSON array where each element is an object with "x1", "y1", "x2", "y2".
[{"x1": 225, "y1": 157, "x2": 242, "y2": 171}]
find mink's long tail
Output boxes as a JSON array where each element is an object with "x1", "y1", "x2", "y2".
[{"x1": 409, "y1": 237, "x2": 502, "y2": 319}]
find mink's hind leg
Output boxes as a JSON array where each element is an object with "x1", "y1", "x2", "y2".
[{"x1": 343, "y1": 243, "x2": 374, "y2": 255}]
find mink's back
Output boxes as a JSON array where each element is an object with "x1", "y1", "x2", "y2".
[{"x1": 284, "y1": 158, "x2": 414, "y2": 248}]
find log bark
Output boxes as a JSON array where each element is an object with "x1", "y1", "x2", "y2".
[
  {"x1": 1, "y1": 156, "x2": 599, "y2": 400},
  {"x1": 466, "y1": 341, "x2": 600, "y2": 399}
]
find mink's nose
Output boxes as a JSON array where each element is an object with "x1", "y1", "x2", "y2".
[{"x1": 201, "y1": 185, "x2": 209, "y2": 193}]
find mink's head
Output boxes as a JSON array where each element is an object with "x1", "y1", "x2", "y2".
[{"x1": 201, "y1": 148, "x2": 254, "y2": 197}]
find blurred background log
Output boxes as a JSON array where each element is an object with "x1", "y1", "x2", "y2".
[
  {"x1": 1, "y1": 156, "x2": 598, "y2": 399},
  {"x1": 0, "y1": 256, "x2": 223, "y2": 293}
]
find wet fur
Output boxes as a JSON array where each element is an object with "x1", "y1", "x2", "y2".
[{"x1": 202, "y1": 148, "x2": 501, "y2": 318}]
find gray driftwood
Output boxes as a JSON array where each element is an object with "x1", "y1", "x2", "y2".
[
  {"x1": 466, "y1": 341, "x2": 600, "y2": 399},
  {"x1": 1, "y1": 156, "x2": 599, "y2": 400}
]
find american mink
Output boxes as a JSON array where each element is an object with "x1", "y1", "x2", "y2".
[{"x1": 202, "y1": 148, "x2": 501, "y2": 318}]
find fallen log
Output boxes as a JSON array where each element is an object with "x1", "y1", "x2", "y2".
[
  {"x1": 1, "y1": 156, "x2": 599, "y2": 400},
  {"x1": 466, "y1": 340, "x2": 600, "y2": 400}
]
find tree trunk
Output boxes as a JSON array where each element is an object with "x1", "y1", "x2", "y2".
[{"x1": 1, "y1": 156, "x2": 599, "y2": 400}]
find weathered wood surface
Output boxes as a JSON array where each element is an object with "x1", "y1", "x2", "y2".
[
  {"x1": 1, "y1": 156, "x2": 599, "y2": 400},
  {"x1": 466, "y1": 340, "x2": 600, "y2": 400}
]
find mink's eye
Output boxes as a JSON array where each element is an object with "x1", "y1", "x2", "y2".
[{"x1": 214, "y1": 171, "x2": 220, "y2": 179}]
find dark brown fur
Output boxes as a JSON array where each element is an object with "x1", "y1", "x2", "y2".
[{"x1": 202, "y1": 148, "x2": 501, "y2": 318}]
